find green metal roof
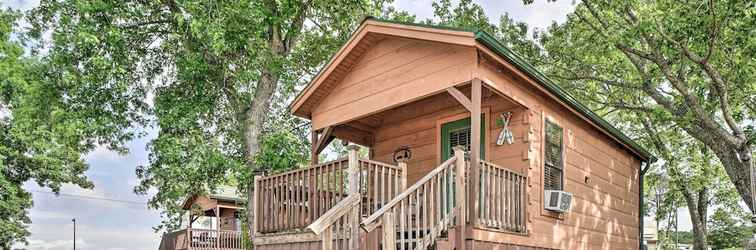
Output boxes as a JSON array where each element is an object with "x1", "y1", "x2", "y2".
[{"x1": 363, "y1": 17, "x2": 656, "y2": 162}]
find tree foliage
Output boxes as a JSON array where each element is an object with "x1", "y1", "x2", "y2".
[
  {"x1": 430, "y1": 0, "x2": 542, "y2": 64},
  {"x1": 708, "y1": 208, "x2": 752, "y2": 249},
  {"x1": 23, "y1": 0, "x2": 402, "y2": 234},
  {"x1": 2, "y1": 7, "x2": 109, "y2": 247}
]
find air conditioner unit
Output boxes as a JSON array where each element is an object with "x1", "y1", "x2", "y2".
[{"x1": 544, "y1": 190, "x2": 573, "y2": 213}]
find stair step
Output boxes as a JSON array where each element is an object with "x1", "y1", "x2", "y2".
[{"x1": 434, "y1": 238, "x2": 453, "y2": 250}]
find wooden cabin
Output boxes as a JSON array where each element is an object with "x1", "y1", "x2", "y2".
[
  {"x1": 253, "y1": 18, "x2": 655, "y2": 250},
  {"x1": 159, "y1": 187, "x2": 245, "y2": 250}
]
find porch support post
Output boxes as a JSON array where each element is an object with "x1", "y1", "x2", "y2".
[
  {"x1": 469, "y1": 78, "x2": 482, "y2": 225},
  {"x1": 216, "y1": 205, "x2": 221, "y2": 248},
  {"x1": 347, "y1": 145, "x2": 361, "y2": 250},
  {"x1": 311, "y1": 127, "x2": 319, "y2": 164},
  {"x1": 252, "y1": 175, "x2": 261, "y2": 238},
  {"x1": 454, "y1": 146, "x2": 467, "y2": 250}
]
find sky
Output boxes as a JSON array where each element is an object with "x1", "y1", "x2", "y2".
[{"x1": 2, "y1": 0, "x2": 694, "y2": 249}]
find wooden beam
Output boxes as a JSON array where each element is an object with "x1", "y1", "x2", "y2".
[
  {"x1": 311, "y1": 127, "x2": 319, "y2": 164},
  {"x1": 454, "y1": 147, "x2": 467, "y2": 250},
  {"x1": 478, "y1": 77, "x2": 529, "y2": 108},
  {"x1": 313, "y1": 126, "x2": 335, "y2": 156},
  {"x1": 333, "y1": 125, "x2": 374, "y2": 147},
  {"x1": 469, "y1": 78, "x2": 481, "y2": 226},
  {"x1": 446, "y1": 86, "x2": 473, "y2": 112},
  {"x1": 346, "y1": 120, "x2": 376, "y2": 133}
]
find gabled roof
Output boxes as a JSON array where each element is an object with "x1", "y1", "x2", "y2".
[
  {"x1": 290, "y1": 17, "x2": 656, "y2": 163},
  {"x1": 181, "y1": 186, "x2": 244, "y2": 210}
]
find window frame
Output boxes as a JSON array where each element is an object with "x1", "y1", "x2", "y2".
[
  {"x1": 540, "y1": 115, "x2": 567, "y2": 219},
  {"x1": 544, "y1": 119, "x2": 565, "y2": 191},
  {"x1": 440, "y1": 115, "x2": 486, "y2": 162},
  {"x1": 435, "y1": 108, "x2": 490, "y2": 165}
]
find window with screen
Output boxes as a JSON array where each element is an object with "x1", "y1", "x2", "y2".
[
  {"x1": 448, "y1": 127, "x2": 471, "y2": 158},
  {"x1": 544, "y1": 120, "x2": 564, "y2": 191},
  {"x1": 440, "y1": 116, "x2": 485, "y2": 161}
]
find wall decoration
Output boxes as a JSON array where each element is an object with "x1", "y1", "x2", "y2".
[
  {"x1": 496, "y1": 112, "x2": 515, "y2": 145},
  {"x1": 392, "y1": 146, "x2": 412, "y2": 163}
]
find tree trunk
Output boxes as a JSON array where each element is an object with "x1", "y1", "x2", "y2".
[
  {"x1": 684, "y1": 127, "x2": 755, "y2": 213},
  {"x1": 681, "y1": 188, "x2": 709, "y2": 250},
  {"x1": 244, "y1": 67, "x2": 280, "y2": 247},
  {"x1": 714, "y1": 144, "x2": 754, "y2": 213}
]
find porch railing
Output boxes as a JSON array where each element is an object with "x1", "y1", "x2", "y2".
[
  {"x1": 254, "y1": 154, "x2": 405, "y2": 233},
  {"x1": 358, "y1": 159, "x2": 405, "y2": 216},
  {"x1": 253, "y1": 149, "x2": 527, "y2": 238},
  {"x1": 477, "y1": 160, "x2": 527, "y2": 233},
  {"x1": 187, "y1": 229, "x2": 243, "y2": 250},
  {"x1": 158, "y1": 229, "x2": 243, "y2": 250}
]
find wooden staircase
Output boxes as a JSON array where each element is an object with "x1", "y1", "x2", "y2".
[{"x1": 306, "y1": 147, "x2": 467, "y2": 250}]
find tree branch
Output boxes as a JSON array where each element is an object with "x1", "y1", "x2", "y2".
[
  {"x1": 118, "y1": 19, "x2": 172, "y2": 29},
  {"x1": 284, "y1": 0, "x2": 312, "y2": 53}
]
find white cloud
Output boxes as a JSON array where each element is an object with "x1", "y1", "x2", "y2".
[
  {"x1": 392, "y1": 0, "x2": 579, "y2": 35},
  {"x1": 28, "y1": 210, "x2": 70, "y2": 221},
  {"x1": 1, "y1": 0, "x2": 40, "y2": 10},
  {"x1": 21, "y1": 238, "x2": 87, "y2": 250}
]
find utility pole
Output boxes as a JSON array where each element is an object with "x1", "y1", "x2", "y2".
[{"x1": 72, "y1": 218, "x2": 76, "y2": 250}]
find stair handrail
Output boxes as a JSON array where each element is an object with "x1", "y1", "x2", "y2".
[
  {"x1": 360, "y1": 147, "x2": 467, "y2": 250},
  {"x1": 307, "y1": 193, "x2": 360, "y2": 235},
  {"x1": 361, "y1": 157, "x2": 456, "y2": 230}
]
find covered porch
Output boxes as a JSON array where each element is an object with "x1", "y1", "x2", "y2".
[{"x1": 254, "y1": 78, "x2": 531, "y2": 250}]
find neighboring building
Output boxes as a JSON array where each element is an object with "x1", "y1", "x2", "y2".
[
  {"x1": 644, "y1": 217, "x2": 658, "y2": 250},
  {"x1": 250, "y1": 17, "x2": 655, "y2": 250},
  {"x1": 158, "y1": 186, "x2": 245, "y2": 250}
]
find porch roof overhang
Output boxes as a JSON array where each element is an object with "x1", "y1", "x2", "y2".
[{"x1": 289, "y1": 17, "x2": 656, "y2": 163}]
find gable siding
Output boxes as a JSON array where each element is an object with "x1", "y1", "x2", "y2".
[{"x1": 310, "y1": 37, "x2": 477, "y2": 130}]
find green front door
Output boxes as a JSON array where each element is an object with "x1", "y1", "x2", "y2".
[
  {"x1": 440, "y1": 115, "x2": 485, "y2": 161},
  {"x1": 440, "y1": 115, "x2": 485, "y2": 212}
]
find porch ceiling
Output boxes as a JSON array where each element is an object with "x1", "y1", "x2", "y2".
[{"x1": 329, "y1": 82, "x2": 520, "y2": 147}]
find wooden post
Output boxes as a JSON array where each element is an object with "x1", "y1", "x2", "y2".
[
  {"x1": 347, "y1": 145, "x2": 361, "y2": 250},
  {"x1": 382, "y1": 211, "x2": 395, "y2": 250},
  {"x1": 311, "y1": 128, "x2": 319, "y2": 165},
  {"x1": 252, "y1": 175, "x2": 261, "y2": 238},
  {"x1": 322, "y1": 225, "x2": 334, "y2": 250},
  {"x1": 216, "y1": 206, "x2": 221, "y2": 248},
  {"x1": 469, "y1": 78, "x2": 482, "y2": 226},
  {"x1": 397, "y1": 160, "x2": 408, "y2": 191},
  {"x1": 454, "y1": 146, "x2": 466, "y2": 250}
]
